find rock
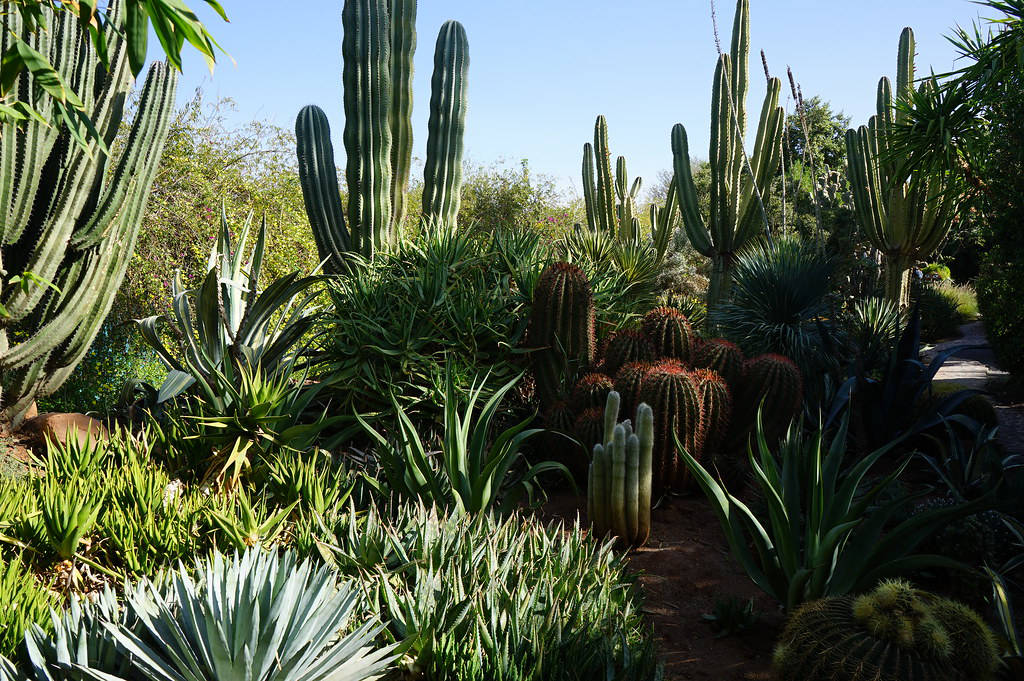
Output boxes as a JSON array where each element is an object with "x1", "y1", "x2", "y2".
[{"x1": 18, "y1": 413, "x2": 108, "y2": 449}]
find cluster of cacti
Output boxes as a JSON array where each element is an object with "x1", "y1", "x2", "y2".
[
  {"x1": 580, "y1": 116, "x2": 673, "y2": 258},
  {"x1": 0, "y1": 1, "x2": 178, "y2": 425},
  {"x1": 296, "y1": 0, "x2": 469, "y2": 269},
  {"x1": 529, "y1": 262, "x2": 597, "y2": 408},
  {"x1": 846, "y1": 27, "x2": 959, "y2": 308},
  {"x1": 671, "y1": 0, "x2": 785, "y2": 313},
  {"x1": 773, "y1": 580, "x2": 999, "y2": 681},
  {"x1": 587, "y1": 391, "x2": 654, "y2": 547}
]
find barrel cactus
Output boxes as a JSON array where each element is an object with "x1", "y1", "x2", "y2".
[
  {"x1": 732, "y1": 354, "x2": 803, "y2": 451},
  {"x1": 614, "y1": 361, "x2": 655, "y2": 419},
  {"x1": 642, "y1": 307, "x2": 699, "y2": 364},
  {"x1": 571, "y1": 373, "x2": 615, "y2": 412},
  {"x1": 695, "y1": 338, "x2": 746, "y2": 389},
  {"x1": 773, "y1": 580, "x2": 999, "y2": 681},
  {"x1": 529, "y1": 262, "x2": 597, "y2": 406},
  {"x1": 296, "y1": 0, "x2": 470, "y2": 268},
  {"x1": 693, "y1": 369, "x2": 732, "y2": 457},
  {"x1": 638, "y1": 362, "x2": 704, "y2": 493},
  {"x1": 574, "y1": 407, "x2": 605, "y2": 459},
  {"x1": 0, "y1": 2, "x2": 178, "y2": 425},
  {"x1": 601, "y1": 329, "x2": 656, "y2": 377},
  {"x1": 588, "y1": 391, "x2": 654, "y2": 547}
]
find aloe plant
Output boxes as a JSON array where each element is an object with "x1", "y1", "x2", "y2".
[
  {"x1": 671, "y1": 0, "x2": 785, "y2": 313},
  {"x1": 845, "y1": 27, "x2": 960, "y2": 308},
  {"x1": 296, "y1": 0, "x2": 469, "y2": 268},
  {"x1": 0, "y1": 1, "x2": 178, "y2": 425}
]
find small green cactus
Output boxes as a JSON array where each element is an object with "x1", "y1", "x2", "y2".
[
  {"x1": 588, "y1": 391, "x2": 653, "y2": 547},
  {"x1": 773, "y1": 580, "x2": 999, "y2": 681},
  {"x1": 638, "y1": 361, "x2": 704, "y2": 493},
  {"x1": 601, "y1": 329, "x2": 656, "y2": 377},
  {"x1": 695, "y1": 338, "x2": 746, "y2": 389},
  {"x1": 529, "y1": 262, "x2": 597, "y2": 407},
  {"x1": 642, "y1": 307, "x2": 699, "y2": 364}
]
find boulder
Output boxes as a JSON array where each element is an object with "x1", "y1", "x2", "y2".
[{"x1": 18, "y1": 413, "x2": 108, "y2": 449}]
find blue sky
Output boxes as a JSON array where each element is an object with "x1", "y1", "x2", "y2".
[{"x1": 168, "y1": 0, "x2": 991, "y2": 196}]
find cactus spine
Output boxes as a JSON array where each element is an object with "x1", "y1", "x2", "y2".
[
  {"x1": 642, "y1": 307, "x2": 699, "y2": 364},
  {"x1": 588, "y1": 391, "x2": 653, "y2": 547},
  {"x1": 582, "y1": 116, "x2": 673, "y2": 257},
  {"x1": 601, "y1": 329, "x2": 656, "y2": 377},
  {"x1": 296, "y1": 0, "x2": 470, "y2": 268},
  {"x1": 638, "y1": 363, "x2": 705, "y2": 493},
  {"x1": 614, "y1": 361, "x2": 655, "y2": 419},
  {"x1": 529, "y1": 262, "x2": 596, "y2": 407},
  {"x1": 0, "y1": 2, "x2": 178, "y2": 425},
  {"x1": 671, "y1": 0, "x2": 785, "y2": 313},
  {"x1": 693, "y1": 369, "x2": 732, "y2": 457},
  {"x1": 845, "y1": 28, "x2": 958, "y2": 309},
  {"x1": 571, "y1": 373, "x2": 615, "y2": 412},
  {"x1": 695, "y1": 338, "x2": 746, "y2": 389},
  {"x1": 773, "y1": 580, "x2": 999, "y2": 681}
]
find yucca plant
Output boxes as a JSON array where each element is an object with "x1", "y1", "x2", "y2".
[
  {"x1": 676, "y1": 414, "x2": 992, "y2": 612},
  {"x1": 358, "y1": 373, "x2": 566, "y2": 514},
  {"x1": 76, "y1": 550, "x2": 397, "y2": 681}
]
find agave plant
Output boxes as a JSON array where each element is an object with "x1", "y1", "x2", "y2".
[
  {"x1": 358, "y1": 372, "x2": 567, "y2": 515},
  {"x1": 65, "y1": 550, "x2": 397, "y2": 681}
]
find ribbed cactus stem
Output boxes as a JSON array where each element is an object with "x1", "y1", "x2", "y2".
[
  {"x1": 388, "y1": 0, "x2": 416, "y2": 237},
  {"x1": 636, "y1": 403, "x2": 653, "y2": 544},
  {"x1": 603, "y1": 390, "x2": 621, "y2": 446},
  {"x1": 610, "y1": 424, "x2": 628, "y2": 540},
  {"x1": 296, "y1": 106, "x2": 351, "y2": 272},
  {"x1": 422, "y1": 20, "x2": 469, "y2": 228},
  {"x1": 638, "y1": 362, "x2": 705, "y2": 493}
]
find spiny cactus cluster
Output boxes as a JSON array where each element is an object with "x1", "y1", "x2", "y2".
[
  {"x1": 555, "y1": 304, "x2": 802, "y2": 493},
  {"x1": 773, "y1": 580, "x2": 999, "y2": 681},
  {"x1": 588, "y1": 391, "x2": 653, "y2": 547},
  {"x1": 296, "y1": 0, "x2": 469, "y2": 268}
]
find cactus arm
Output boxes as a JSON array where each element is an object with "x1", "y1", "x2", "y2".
[
  {"x1": 625, "y1": 433, "x2": 640, "y2": 541},
  {"x1": 296, "y1": 105, "x2": 351, "y2": 272},
  {"x1": 343, "y1": 0, "x2": 393, "y2": 257},
  {"x1": 592, "y1": 443, "x2": 609, "y2": 536},
  {"x1": 709, "y1": 54, "x2": 733, "y2": 251},
  {"x1": 636, "y1": 403, "x2": 653, "y2": 544},
  {"x1": 603, "y1": 391, "x2": 620, "y2": 446},
  {"x1": 894, "y1": 27, "x2": 915, "y2": 126},
  {"x1": 671, "y1": 125, "x2": 714, "y2": 257},
  {"x1": 592, "y1": 116, "x2": 616, "y2": 235},
  {"x1": 610, "y1": 425, "x2": 628, "y2": 541},
  {"x1": 422, "y1": 20, "x2": 469, "y2": 229},
  {"x1": 729, "y1": 0, "x2": 750, "y2": 138},
  {"x1": 581, "y1": 142, "x2": 599, "y2": 231},
  {"x1": 387, "y1": 0, "x2": 416, "y2": 239},
  {"x1": 736, "y1": 79, "x2": 784, "y2": 244}
]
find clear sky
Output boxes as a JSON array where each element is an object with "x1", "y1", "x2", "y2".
[{"x1": 167, "y1": 0, "x2": 991, "y2": 197}]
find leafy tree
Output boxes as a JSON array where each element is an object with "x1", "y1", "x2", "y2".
[
  {"x1": 783, "y1": 96, "x2": 851, "y2": 171},
  {"x1": 457, "y1": 159, "x2": 576, "y2": 239}
]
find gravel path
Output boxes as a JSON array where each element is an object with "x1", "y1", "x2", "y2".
[{"x1": 925, "y1": 321, "x2": 1024, "y2": 453}]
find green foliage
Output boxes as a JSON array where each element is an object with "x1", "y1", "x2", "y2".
[
  {"x1": 712, "y1": 236, "x2": 834, "y2": 379},
  {"x1": 671, "y1": 0, "x2": 785, "y2": 311},
  {"x1": 677, "y1": 417, "x2": 990, "y2": 612},
  {"x1": 322, "y1": 226, "x2": 538, "y2": 420},
  {"x1": 702, "y1": 596, "x2": 760, "y2": 638},
  {"x1": 783, "y1": 96, "x2": 852, "y2": 171},
  {"x1": 0, "y1": 3, "x2": 178, "y2": 423},
  {"x1": 0, "y1": 554, "x2": 55, "y2": 659},
  {"x1": 588, "y1": 392, "x2": 654, "y2": 547},
  {"x1": 316, "y1": 504, "x2": 662, "y2": 681},
  {"x1": 358, "y1": 373, "x2": 563, "y2": 515},
  {"x1": 459, "y1": 160, "x2": 575, "y2": 237},
  {"x1": 917, "y1": 281, "x2": 977, "y2": 341},
  {"x1": 773, "y1": 580, "x2": 1000, "y2": 681},
  {"x1": 207, "y1": 489, "x2": 295, "y2": 552},
  {"x1": 81, "y1": 550, "x2": 396, "y2": 681},
  {"x1": 730, "y1": 354, "x2": 803, "y2": 452}
]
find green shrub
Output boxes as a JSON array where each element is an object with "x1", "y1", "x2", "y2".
[
  {"x1": 0, "y1": 554, "x2": 56, "y2": 659},
  {"x1": 315, "y1": 504, "x2": 662, "y2": 681},
  {"x1": 922, "y1": 262, "x2": 952, "y2": 280},
  {"x1": 917, "y1": 280, "x2": 979, "y2": 341}
]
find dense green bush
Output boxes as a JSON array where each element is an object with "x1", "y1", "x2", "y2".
[{"x1": 917, "y1": 280, "x2": 979, "y2": 341}]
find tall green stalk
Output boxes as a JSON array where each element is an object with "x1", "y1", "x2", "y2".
[
  {"x1": 296, "y1": 0, "x2": 469, "y2": 270},
  {"x1": 671, "y1": 0, "x2": 784, "y2": 313},
  {"x1": 845, "y1": 28, "x2": 959, "y2": 309},
  {"x1": 0, "y1": 1, "x2": 178, "y2": 425}
]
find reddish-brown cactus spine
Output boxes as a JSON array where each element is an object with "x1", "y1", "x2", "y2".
[
  {"x1": 692, "y1": 368, "x2": 732, "y2": 457},
  {"x1": 570, "y1": 373, "x2": 615, "y2": 412},
  {"x1": 642, "y1": 307, "x2": 699, "y2": 364},
  {"x1": 529, "y1": 262, "x2": 596, "y2": 406},
  {"x1": 613, "y1": 361, "x2": 655, "y2": 419},
  {"x1": 601, "y1": 328, "x2": 656, "y2": 377},
  {"x1": 638, "y1": 361, "x2": 705, "y2": 493},
  {"x1": 694, "y1": 338, "x2": 745, "y2": 389}
]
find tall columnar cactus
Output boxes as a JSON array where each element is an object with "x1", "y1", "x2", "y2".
[
  {"x1": 588, "y1": 391, "x2": 654, "y2": 547},
  {"x1": 671, "y1": 0, "x2": 785, "y2": 313},
  {"x1": 296, "y1": 0, "x2": 469, "y2": 269},
  {"x1": 845, "y1": 28, "x2": 959, "y2": 309},
  {"x1": 601, "y1": 329, "x2": 655, "y2": 377},
  {"x1": 695, "y1": 338, "x2": 746, "y2": 389},
  {"x1": 529, "y1": 262, "x2": 596, "y2": 407},
  {"x1": 0, "y1": 2, "x2": 178, "y2": 425},
  {"x1": 692, "y1": 369, "x2": 732, "y2": 457},
  {"x1": 642, "y1": 307, "x2": 699, "y2": 364},
  {"x1": 731, "y1": 353, "x2": 802, "y2": 450},
  {"x1": 638, "y1": 362, "x2": 705, "y2": 493},
  {"x1": 773, "y1": 580, "x2": 999, "y2": 681},
  {"x1": 581, "y1": 116, "x2": 673, "y2": 258}
]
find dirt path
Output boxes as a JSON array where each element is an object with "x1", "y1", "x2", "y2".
[{"x1": 926, "y1": 320, "x2": 1024, "y2": 453}]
